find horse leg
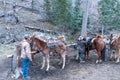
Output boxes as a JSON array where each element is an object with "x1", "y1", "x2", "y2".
[
  {"x1": 58, "y1": 56, "x2": 62, "y2": 65},
  {"x1": 109, "y1": 49, "x2": 114, "y2": 60},
  {"x1": 85, "y1": 50, "x2": 89, "y2": 60},
  {"x1": 41, "y1": 56, "x2": 45, "y2": 70},
  {"x1": 46, "y1": 54, "x2": 50, "y2": 71},
  {"x1": 32, "y1": 53, "x2": 37, "y2": 61},
  {"x1": 75, "y1": 50, "x2": 79, "y2": 60},
  {"x1": 115, "y1": 49, "x2": 120, "y2": 63},
  {"x1": 114, "y1": 51, "x2": 117, "y2": 60},
  {"x1": 31, "y1": 53, "x2": 36, "y2": 65},
  {"x1": 96, "y1": 51, "x2": 102, "y2": 63},
  {"x1": 61, "y1": 52, "x2": 66, "y2": 69}
]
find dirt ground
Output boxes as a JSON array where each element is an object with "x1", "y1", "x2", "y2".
[{"x1": 0, "y1": 46, "x2": 120, "y2": 80}]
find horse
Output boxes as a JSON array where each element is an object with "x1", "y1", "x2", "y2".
[
  {"x1": 30, "y1": 35, "x2": 68, "y2": 71},
  {"x1": 85, "y1": 35, "x2": 106, "y2": 63},
  {"x1": 109, "y1": 34, "x2": 120, "y2": 63}
]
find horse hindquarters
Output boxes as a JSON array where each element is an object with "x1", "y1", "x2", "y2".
[{"x1": 95, "y1": 40, "x2": 106, "y2": 63}]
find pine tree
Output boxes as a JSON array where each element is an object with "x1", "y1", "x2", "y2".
[
  {"x1": 44, "y1": 0, "x2": 83, "y2": 34},
  {"x1": 98, "y1": 0, "x2": 120, "y2": 28},
  {"x1": 71, "y1": 0, "x2": 83, "y2": 34}
]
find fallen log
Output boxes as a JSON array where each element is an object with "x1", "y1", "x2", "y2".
[
  {"x1": 7, "y1": 51, "x2": 37, "y2": 58},
  {"x1": 7, "y1": 54, "x2": 13, "y2": 58},
  {"x1": 25, "y1": 25, "x2": 58, "y2": 35}
]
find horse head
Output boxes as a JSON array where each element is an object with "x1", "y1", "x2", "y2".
[{"x1": 29, "y1": 35, "x2": 47, "y2": 52}]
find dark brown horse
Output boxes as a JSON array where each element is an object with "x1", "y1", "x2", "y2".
[
  {"x1": 30, "y1": 35, "x2": 68, "y2": 71},
  {"x1": 85, "y1": 35, "x2": 106, "y2": 63}
]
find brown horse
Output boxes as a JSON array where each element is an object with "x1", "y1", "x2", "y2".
[
  {"x1": 109, "y1": 34, "x2": 120, "y2": 63},
  {"x1": 85, "y1": 35, "x2": 106, "y2": 63},
  {"x1": 30, "y1": 35, "x2": 68, "y2": 71}
]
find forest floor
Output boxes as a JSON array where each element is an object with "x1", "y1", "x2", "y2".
[{"x1": 0, "y1": 44, "x2": 120, "y2": 80}]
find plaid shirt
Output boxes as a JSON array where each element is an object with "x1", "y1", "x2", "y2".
[{"x1": 20, "y1": 39, "x2": 32, "y2": 61}]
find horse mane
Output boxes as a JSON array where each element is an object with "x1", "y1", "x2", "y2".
[
  {"x1": 96, "y1": 35, "x2": 102, "y2": 38},
  {"x1": 32, "y1": 36, "x2": 47, "y2": 48}
]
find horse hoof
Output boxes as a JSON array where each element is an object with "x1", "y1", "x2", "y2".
[
  {"x1": 75, "y1": 58, "x2": 79, "y2": 61},
  {"x1": 11, "y1": 74, "x2": 15, "y2": 78},
  {"x1": 96, "y1": 60, "x2": 99, "y2": 63},
  {"x1": 114, "y1": 59, "x2": 116, "y2": 61},
  {"x1": 58, "y1": 62, "x2": 62, "y2": 65},
  {"x1": 41, "y1": 67, "x2": 44, "y2": 70},
  {"x1": 99, "y1": 60, "x2": 102, "y2": 63},
  {"x1": 31, "y1": 63, "x2": 35, "y2": 66},
  {"x1": 46, "y1": 69, "x2": 49, "y2": 71},
  {"x1": 115, "y1": 61, "x2": 119, "y2": 64},
  {"x1": 80, "y1": 61, "x2": 85, "y2": 63},
  {"x1": 62, "y1": 67, "x2": 64, "y2": 69},
  {"x1": 109, "y1": 58, "x2": 112, "y2": 61}
]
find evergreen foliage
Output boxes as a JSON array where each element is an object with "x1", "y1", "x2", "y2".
[
  {"x1": 71, "y1": 0, "x2": 83, "y2": 34},
  {"x1": 98, "y1": 0, "x2": 120, "y2": 28},
  {"x1": 44, "y1": 0, "x2": 83, "y2": 34}
]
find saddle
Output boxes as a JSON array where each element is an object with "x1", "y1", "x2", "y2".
[
  {"x1": 47, "y1": 37, "x2": 63, "y2": 48},
  {"x1": 87, "y1": 37, "x2": 95, "y2": 46},
  {"x1": 47, "y1": 42, "x2": 62, "y2": 48}
]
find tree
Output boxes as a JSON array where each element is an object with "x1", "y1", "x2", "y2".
[
  {"x1": 44, "y1": 0, "x2": 83, "y2": 34},
  {"x1": 44, "y1": 0, "x2": 72, "y2": 31},
  {"x1": 98, "y1": 0, "x2": 120, "y2": 28},
  {"x1": 44, "y1": 0, "x2": 51, "y2": 21},
  {"x1": 70, "y1": 0, "x2": 83, "y2": 34},
  {"x1": 81, "y1": 0, "x2": 89, "y2": 37}
]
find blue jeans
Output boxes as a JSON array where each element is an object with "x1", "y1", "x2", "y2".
[
  {"x1": 102, "y1": 48, "x2": 106, "y2": 61},
  {"x1": 79, "y1": 52, "x2": 84, "y2": 61},
  {"x1": 21, "y1": 58, "x2": 30, "y2": 78}
]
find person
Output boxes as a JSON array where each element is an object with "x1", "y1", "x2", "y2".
[
  {"x1": 77, "y1": 36, "x2": 86, "y2": 63},
  {"x1": 21, "y1": 35, "x2": 32, "y2": 79}
]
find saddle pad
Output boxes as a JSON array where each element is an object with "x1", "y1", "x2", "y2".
[
  {"x1": 47, "y1": 42, "x2": 62, "y2": 48},
  {"x1": 87, "y1": 37, "x2": 95, "y2": 46}
]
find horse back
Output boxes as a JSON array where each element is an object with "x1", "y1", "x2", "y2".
[{"x1": 93, "y1": 37, "x2": 106, "y2": 51}]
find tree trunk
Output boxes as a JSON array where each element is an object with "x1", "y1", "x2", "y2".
[
  {"x1": 81, "y1": 0, "x2": 89, "y2": 38},
  {"x1": 102, "y1": 26, "x2": 104, "y2": 37},
  {"x1": 3, "y1": 0, "x2": 6, "y2": 23}
]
